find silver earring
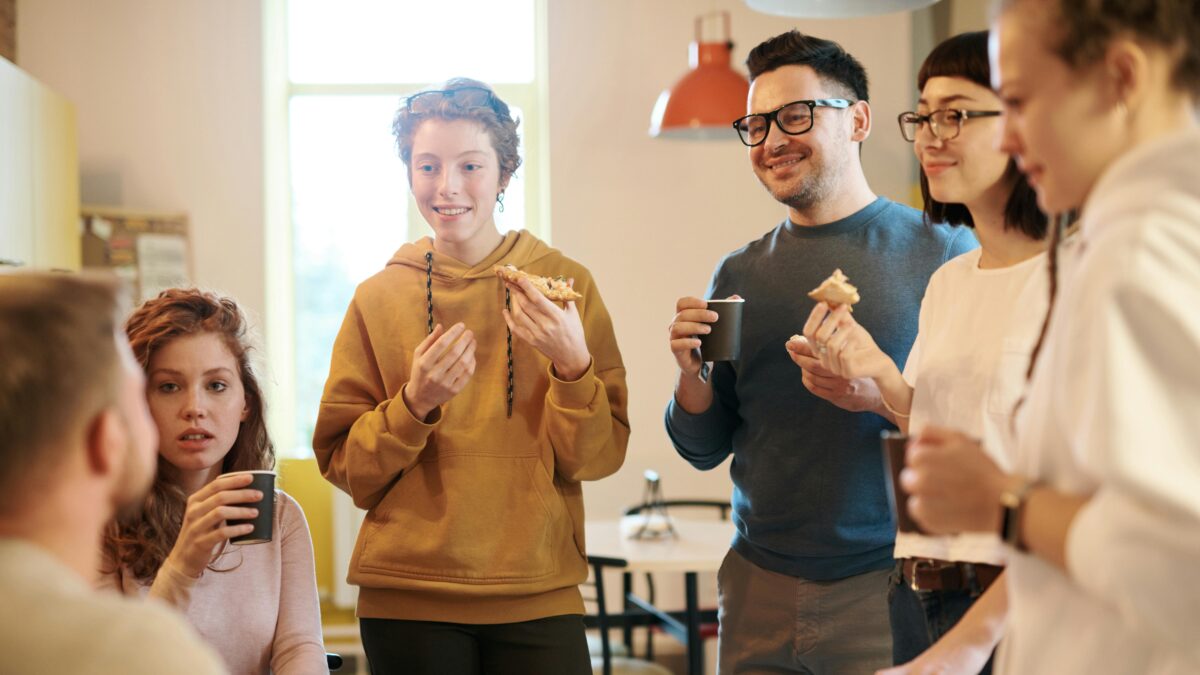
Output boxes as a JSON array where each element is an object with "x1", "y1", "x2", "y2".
[{"x1": 497, "y1": 191, "x2": 505, "y2": 213}]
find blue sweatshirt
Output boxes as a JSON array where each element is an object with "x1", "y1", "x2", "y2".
[{"x1": 665, "y1": 198, "x2": 977, "y2": 581}]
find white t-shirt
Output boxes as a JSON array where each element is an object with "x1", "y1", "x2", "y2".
[
  {"x1": 897, "y1": 246, "x2": 1048, "y2": 564},
  {"x1": 999, "y1": 129, "x2": 1200, "y2": 674}
]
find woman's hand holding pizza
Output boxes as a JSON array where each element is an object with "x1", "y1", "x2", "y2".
[{"x1": 503, "y1": 276, "x2": 591, "y2": 381}]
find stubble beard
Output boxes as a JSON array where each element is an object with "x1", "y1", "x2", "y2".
[{"x1": 758, "y1": 152, "x2": 842, "y2": 214}]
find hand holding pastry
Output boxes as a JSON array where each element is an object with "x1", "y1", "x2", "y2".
[
  {"x1": 503, "y1": 276, "x2": 590, "y2": 381},
  {"x1": 802, "y1": 303, "x2": 893, "y2": 380}
]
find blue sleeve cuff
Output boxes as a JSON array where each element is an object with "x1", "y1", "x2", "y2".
[{"x1": 664, "y1": 397, "x2": 735, "y2": 469}]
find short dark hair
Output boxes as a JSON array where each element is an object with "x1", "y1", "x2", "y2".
[
  {"x1": 916, "y1": 31, "x2": 1047, "y2": 240},
  {"x1": 746, "y1": 30, "x2": 869, "y2": 103},
  {"x1": 0, "y1": 272, "x2": 125, "y2": 512}
]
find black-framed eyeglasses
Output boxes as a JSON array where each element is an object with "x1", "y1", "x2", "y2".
[
  {"x1": 732, "y1": 99, "x2": 853, "y2": 147},
  {"x1": 405, "y1": 86, "x2": 497, "y2": 114},
  {"x1": 897, "y1": 108, "x2": 1002, "y2": 142}
]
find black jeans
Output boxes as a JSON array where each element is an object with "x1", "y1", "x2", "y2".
[
  {"x1": 359, "y1": 614, "x2": 591, "y2": 675},
  {"x1": 888, "y1": 567, "x2": 995, "y2": 674}
]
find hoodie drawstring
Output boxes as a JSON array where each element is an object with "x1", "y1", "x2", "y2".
[
  {"x1": 505, "y1": 288, "x2": 514, "y2": 418},
  {"x1": 423, "y1": 249, "x2": 513, "y2": 419},
  {"x1": 424, "y1": 251, "x2": 434, "y2": 335}
]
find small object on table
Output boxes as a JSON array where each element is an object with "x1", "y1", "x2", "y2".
[{"x1": 623, "y1": 470, "x2": 677, "y2": 540}]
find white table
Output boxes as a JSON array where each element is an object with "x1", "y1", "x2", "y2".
[{"x1": 585, "y1": 519, "x2": 735, "y2": 675}]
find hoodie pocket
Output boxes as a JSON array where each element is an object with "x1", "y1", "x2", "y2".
[{"x1": 357, "y1": 454, "x2": 567, "y2": 584}]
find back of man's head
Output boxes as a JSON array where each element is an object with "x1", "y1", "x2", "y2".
[
  {"x1": 0, "y1": 273, "x2": 125, "y2": 514},
  {"x1": 747, "y1": 30, "x2": 870, "y2": 103}
]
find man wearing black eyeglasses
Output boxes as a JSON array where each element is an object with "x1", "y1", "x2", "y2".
[{"x1": 665, "y1": 30, "x2": 977, "y2": 674}]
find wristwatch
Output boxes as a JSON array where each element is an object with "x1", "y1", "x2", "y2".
[{"x1": 999, "y1": 479, "x2": 1037, "y2": 552}]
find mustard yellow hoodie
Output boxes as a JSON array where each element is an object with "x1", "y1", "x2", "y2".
[{"x1": 313, "y1": 230, "x2": 629, "y2": 623}]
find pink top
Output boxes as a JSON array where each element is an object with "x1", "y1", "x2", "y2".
[{"x1": 100, "y1": 490, "x2": 327, "y2": 675}]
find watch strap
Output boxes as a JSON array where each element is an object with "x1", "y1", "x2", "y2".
[{"x1": 1000, "y1": 479, "x2": 1038, "y2": 552}]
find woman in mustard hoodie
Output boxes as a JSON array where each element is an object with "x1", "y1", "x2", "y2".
[{"x1": 313, "y1": 78, "x2": 629, "y2": 674}]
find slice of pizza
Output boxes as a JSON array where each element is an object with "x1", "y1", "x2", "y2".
[
  {"x1": 807, "y1": 269, "x2": 860, "y2": 309},
  {"x1": 494, "y1": 264, "x2": 583, "y2": 302}
]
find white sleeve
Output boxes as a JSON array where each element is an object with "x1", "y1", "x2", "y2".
[{"x1": 1062, "y1": 220, "x2": 1200, "y2": 658}]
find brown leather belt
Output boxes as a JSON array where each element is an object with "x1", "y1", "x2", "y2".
[{"x1": 900, "y1": 558, "x2": 1003, "y2": 593}]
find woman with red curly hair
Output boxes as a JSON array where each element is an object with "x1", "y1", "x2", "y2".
[{"x1": 100, "y1": 288, "x2": 326, "y2": 675}]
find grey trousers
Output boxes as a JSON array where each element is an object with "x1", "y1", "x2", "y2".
[{"x1": 717, "y1": 548, "x2": 892, "y2": 675}]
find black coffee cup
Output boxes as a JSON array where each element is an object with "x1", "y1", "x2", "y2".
[
  {"x1": 881, "y1": 431, "x2": 924, "y2": 534},
  {"x1": 222, "y1": 470, "x2": 275, "y2": 545},
  {"x1": 698, "y1": 298, "x2": 745, "y2": 362}
]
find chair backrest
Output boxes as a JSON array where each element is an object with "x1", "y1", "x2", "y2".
[
  {"x1": 623, "y1": 499, "x2": 732, "y2": 521},
  {"x1": 582, "y1": 555, "x2": 629, "y2": 675}
]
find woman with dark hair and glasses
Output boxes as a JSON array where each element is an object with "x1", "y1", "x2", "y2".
[
  {"x1": 798, "y1": 31, "x2": 1048, "y2": 674},
  {"x1": 312, "y1": 77, "x2": 628, "y2": 674}
]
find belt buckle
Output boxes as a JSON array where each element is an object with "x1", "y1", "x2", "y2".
[{"x1": 910, "y1": 559, "x2": 934, "y2": 591}]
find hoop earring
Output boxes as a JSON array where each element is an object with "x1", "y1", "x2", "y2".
[{"x1": 497, "y1": 191, "x2": 505, "y2": 213}]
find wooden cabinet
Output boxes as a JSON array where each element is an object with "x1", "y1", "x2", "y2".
[{"x1": 0, "y1": 56, "x2": 79, "y2": 270}]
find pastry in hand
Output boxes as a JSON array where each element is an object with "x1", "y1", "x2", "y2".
[
  {"x1": 807, "y1": 269, "x2": 860, "y2": 309},
  {"x1": 494, "y1": 264, "x2": 583, "y2": 302}
]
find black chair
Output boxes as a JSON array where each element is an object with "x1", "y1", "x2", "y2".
[
  {"x1": 583, "y1": 555, "x2": 672, "y2": 675},
  {"x1": 620, "y1": 500, "x2": 731, "y2": 661}
]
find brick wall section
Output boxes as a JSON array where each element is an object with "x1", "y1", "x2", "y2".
[{"x1": 0, "y1": 0, "x2": 14, "y2": 63}]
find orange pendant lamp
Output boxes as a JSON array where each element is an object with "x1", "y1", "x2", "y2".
[
  {"x1": 649, "y1": 12, "x2": 750, "y2": 140},
  {"x1": 745, "y1": 0, "x2": 941, "y2": 18}
]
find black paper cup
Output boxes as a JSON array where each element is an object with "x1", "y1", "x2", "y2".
[
  {"x1": 222, "y1": 470, "x2": 275, "y2": 545},
  {"x1": 881, "y1": 431, "x2": 924, "y2": 534},
  {"x1": 699, "y1": 298, "x2": 745, "y2": 362}
]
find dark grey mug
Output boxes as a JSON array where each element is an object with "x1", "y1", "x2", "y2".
[
  {"x1": 698, "y1": 298, "x2": 744, "y2": 362},
  {"x1": 222, "y1": 470, "x2": 276, "y2": 544},
  {"x1": 881, "y1": 431, "x2": 924, "y2": 534}
]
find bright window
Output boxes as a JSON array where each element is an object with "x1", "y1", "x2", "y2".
[{"x1": 273, "y1": 0, "x2": 546, "y2": 456}]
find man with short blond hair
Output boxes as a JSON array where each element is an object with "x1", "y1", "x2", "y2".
[{"x1": 0, "y1": 272, "x2": 225, "y2": 675}]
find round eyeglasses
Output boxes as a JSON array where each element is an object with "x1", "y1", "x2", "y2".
[
  {"x1": 405, "y1": 86, "x2": 498, "y2": 114},
  {"x1": 897, "y1": 108, "x2": 1002, "y2": 142},
  {"x1": 732, "y1": 99, "x2": 853, "y2": 147}
]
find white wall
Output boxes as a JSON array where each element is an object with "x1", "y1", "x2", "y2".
[
  {"x1": 549, "y1": 0, "x2": 916, "y2": 516},
  {"x1": 16, "y1": 0, "x2": 266, "y2": 326}
]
